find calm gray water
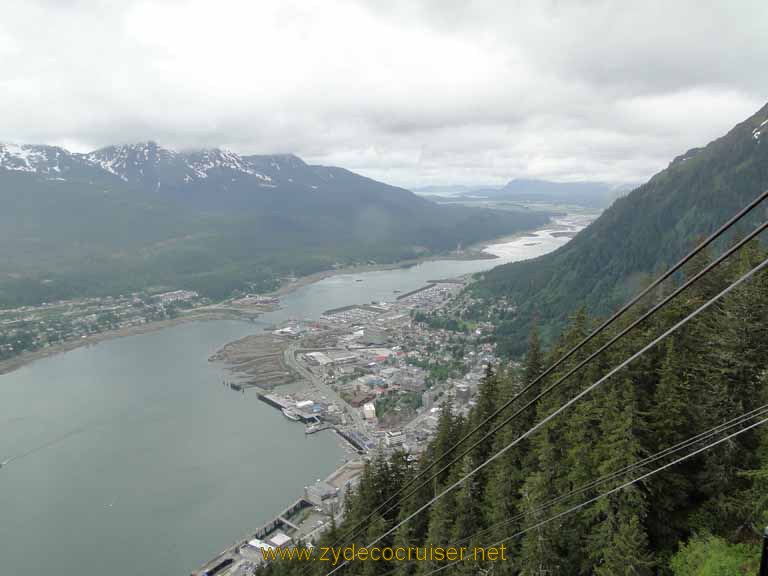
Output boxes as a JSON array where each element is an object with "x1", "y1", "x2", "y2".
[
  {"x1": 0, "y1": 213, "x2": 593, "y2": 576},
  {"x1": 262, "y1": 213, "x2": 595, "y2": 324}
]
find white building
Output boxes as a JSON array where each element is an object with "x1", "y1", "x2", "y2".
[{"x1": 362, "y1": 402, "x2": 377, "y2": 420}]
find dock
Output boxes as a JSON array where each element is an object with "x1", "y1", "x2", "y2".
[
  {"x1": 322, "y1": 303, "x2": 388, "y2": 316},
  {"x1": 303, "y1": 423, "x2": 366, "y2": 453},
  {"x1": 305, "y1": 423, "x2": 334, "y2": 435},
  {"x1": 191, "y1": 498, "x2": 312, "y2": 576},
  {"x1": 257, "y1": 393, "x2": 319, "y2": 423},
  {"x1": 333, "y1": 427, "x2": 367, "y2": 453},
  {"x1": 396, "y1": 283, "x2": 436, "y2": 300},
  {"x1": 192, "y1": 458, "x2": 368, "y2": 576}
]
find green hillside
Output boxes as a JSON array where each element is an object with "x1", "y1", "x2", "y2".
[
  {"x1": 0, "y1": 152, "x2": 550, "y2": 307},
  {"x1": 262, "y1": 239, "x2": 768, "y2": 576},
  {"x1": 472, "y1": 102, "x2": 768, "y2": 355}
]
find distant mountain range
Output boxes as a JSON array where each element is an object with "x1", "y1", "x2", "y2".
[
  {"x1": 0, "y1": 141, "x2": 425, "y2": 212},
  {"x1": 414, "y1": 179, "x2": 634, "y2": 207},
  {"x1": 1, "y1": 141, "x2": 323, "y2": 183},
  {"x1": 472, "y1": 102, "x2": 768, "y2": 355},
  {"x1": 0, "y1": 142, "x2": 550, "y2": 307}
]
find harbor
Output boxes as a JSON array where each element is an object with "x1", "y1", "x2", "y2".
[
  {"x1": 190, "y1": 214, "x2": 598, "y2": 576},
  {"x1": 193, "y1": 276, "x2": 495, "y2": 576},
  {"x1": 0, "y1": 213, "x2": 596, "y2": 576},
  {"x1": 256, "y1": 393, "x2": 367, "y2": 453}
]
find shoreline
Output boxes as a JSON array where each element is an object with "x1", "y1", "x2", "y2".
[
  {"x1": 0, "y1": 311, "x2": 245, "y2": 377},
  {"x1": 266, "y1": 247, "x2": 497, "y2": 297},
  {"x1": 1, "y1": 208, "x2": 586, "y2": 379},
  {"x1": 0, "y1": 245, "x2": 498, "y2": 378},
  {"x1": 0, "y1": 212, "x2": 590, "y2": 576}
]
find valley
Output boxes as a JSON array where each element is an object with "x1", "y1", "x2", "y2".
[
  {"x1": 0, "y1": 215, "x2": 593, "y2": 576},
  {"x1": 0, "y1": 143, "x2": 552, "y2": 309},
  {"x1": 3, "y1": 6, "x2": 768, "y2": 574}
]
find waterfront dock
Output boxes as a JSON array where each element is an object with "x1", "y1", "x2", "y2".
[
  {"x1": 258, "y1": 393, "x2": 366, "y2": 453},
  {"x1": 191, "y1": 461, "x2": 365, "y2": 576},
  {"x1": 395, "y1": 282, "x2": 442, "y2": 300},
  {"x1": 257, "y1": 393, "x2": 319, "y2": 423}
]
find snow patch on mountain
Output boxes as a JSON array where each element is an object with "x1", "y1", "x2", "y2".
[
  {"x1": 0, "y1": 143, "x2": 68, "y2": 174},
  {"x1": 83, "y1": 143, "x2": 275, "y2": 184},
  {"x1": 186, "y1": 149, "x2": 272, "y2": 182},
  {"x1": 0, "y1": 141, "x2": 330, "y2": 192},
  {"x1": 753, "y1": 117, "x2": 768, "y2": 142},
  {"x1": 84, "y1": 142, "x2": 175, "y2": 181}
]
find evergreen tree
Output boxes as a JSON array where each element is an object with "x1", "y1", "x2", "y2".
[
  {"x1": 254, "y1": 237, "x2": 768, "y2": 576},
  {"x1": 524, "y1": 320, "x2": 545, "y2": 389},
  {"x1": 646, "y1": 337, "x2": 694, "y2": 547},
  {"x1": 465, "y1": 367, "x2": 501, "y2": 495},
  {"x1": 588, "y1": 376, "x2": 649, "y2": 572},
  {"x1": 362, "y1": 515, "x2": 391, "y2": 576},
  {"x1": 418, "y1": 476, "x2": 459, "y2": 576},
  {"x1": 429, "y1": 401, "x2": 464, "y2": 489},
  {"x1": 594, "y1": 514, "x2": 655, "y2": 576}
]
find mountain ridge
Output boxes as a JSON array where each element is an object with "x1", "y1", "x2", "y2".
[
  {"x1": 0, "y1": 140, "x2": 394, "y2": 191},
  {"x1": 0, "y1": 141, "x2": 550, "y2": 307},
  {"x1": 413, "y1": 179, "x2": 633, "y2": 207},
  {"x1": 471, "y1": 101, "x2": 768, "y2": 355}
]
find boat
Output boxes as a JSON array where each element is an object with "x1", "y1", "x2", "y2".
[
  {"x1": 282, "y1": 408, "x2": 302, "y2": 421},
  {"x1": 355, "y1": 279, "x2": 363, "y2": 282}
]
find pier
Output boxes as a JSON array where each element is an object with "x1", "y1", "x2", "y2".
[
  {"x1": 192, "y1": 498, "x2": 312, "y2": 576},
  {"x1": 322, "y1": 303, "x2": 388, "y2": 316},
  {"x1": 305, "y1": 423, "x2": 334, "y2": 435},
  {"x1": 257, "y1": 393, "x2": 319, "y2": 423},
  {"x1": 333, "y1": 427, "x2": 367, "y2": 453},
  {"x1": 396, "y1": 283, "x2": 437, "y2": 300}
]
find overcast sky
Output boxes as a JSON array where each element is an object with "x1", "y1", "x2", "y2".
[{"x1": 1, "y1": 0, "x2": 766, "y2": 187}]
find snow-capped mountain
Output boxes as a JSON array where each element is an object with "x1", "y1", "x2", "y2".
[
  {"x1": 0, "y1": 140, "x2": 361, "y2": 199},
  {"x1": 0, "y1": 143, "x2": 88, "y2": 177},
  {"x1": 83, "y1": 142, "x2": 280, "y2": 188},
  {"x1": 0, "y1": 139, "x2": 553, "y2": 309},
  {"x1": 0, "y1": 140, "x2": 428, "y2": 216}
]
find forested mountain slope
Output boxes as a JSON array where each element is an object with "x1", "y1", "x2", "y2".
[
  {"x1": 472, "y1": 102, "x2": 768, "y2": 355},
  {"x1": 0, "y1": 143, "x2": 549, "y2": 307},
  {"x1": 263, "y1": 240, "x2": 768, "y2": 576}
]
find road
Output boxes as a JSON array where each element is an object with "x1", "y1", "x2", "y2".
[{"x1": 283, "y1": 344, "x2": 368, "y2": 431}]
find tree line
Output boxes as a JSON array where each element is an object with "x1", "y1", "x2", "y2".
[{"x1": 262, "y1": 239, "x2": 768, "y2": 575}]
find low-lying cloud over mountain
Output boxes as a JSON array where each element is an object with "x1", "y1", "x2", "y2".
[{"x1": 1, "y1": 0, "x2": 767, "y2": 187}]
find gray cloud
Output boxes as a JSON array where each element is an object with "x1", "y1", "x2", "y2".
[{"x1": 0, "y1": 0, "x2": 766, "y2": 187}]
